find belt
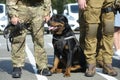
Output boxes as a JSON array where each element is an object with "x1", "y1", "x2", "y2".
[
  {"x1": 101, "y1": 6, "x2": 114, "y2": 13},
  {"x1": 17, "y1": 0, "x2": 43, "y2": 7}
]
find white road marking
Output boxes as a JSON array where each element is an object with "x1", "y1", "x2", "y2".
[
  {"x1": 113, "y1": 56, "x2": 120, "y2": 60},
  {"x1": 0, "y1": 57, "x2": 11, "y2": 60},
  {"x1": 48, "y1": 43, "x2": 53, "y2": 48},
  {"x1": 25, "y1": 44, "x2": 48, "y2": 80},
  {"x1": 96, "y1": 68, "x2": 118, "y2": 80},
  {"x1": 97, "y1": 73, "x2": 118, "y2": 80},
  {"x1": 0, "y1": 57, "x2": 29, "y2": 60}
]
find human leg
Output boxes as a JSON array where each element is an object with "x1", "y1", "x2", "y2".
[
  {"x1": 80, "y1": 0, "x2": 105, "y2": 77},
  {"x1": 114, "y1": 27, "x2": 120, "y2": 56},
  {"x1": 11, "y1": 30, "x2": 27, "y2": 78},
  {"x1": 84, "y1": 23, "x2": 98, "y2": 77},
  {"x1": 10, "y1": 5, "x2": 30, "y2": 78},
  {"x1": 30, "y1": 7, "x2": 51, "y2": 76},
  {"x1": 101, "y1": 8, "x2": 117, "y2": 76}
]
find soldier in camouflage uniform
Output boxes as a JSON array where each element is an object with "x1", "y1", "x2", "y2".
[
  {"x1": 6, "y1": 0, "x2": 52, "y2": 78},
  {"x1": 78, "y1": 0, "x2": 117, "y2": 77}
]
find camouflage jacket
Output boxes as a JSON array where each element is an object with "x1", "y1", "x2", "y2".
[{"x1": 6, "y1": 0, "x2": 51, "y2": 18}]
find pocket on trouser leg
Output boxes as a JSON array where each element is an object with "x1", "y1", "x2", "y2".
[{"x1": 84, "y1": 8, "x2": 101, "y2": 23}]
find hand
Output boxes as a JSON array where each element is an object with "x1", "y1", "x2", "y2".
[
  {"x1": 44, "y1": 15, "x2": 50, "y2": 22},
  {"x1": 10, "y1": 16, "x2": 19, "y2": 25},
  {"x1": 78, "y1": 0, "x2": 87, "y2": 10}
]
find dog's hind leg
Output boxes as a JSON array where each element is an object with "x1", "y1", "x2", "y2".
[{"x1": 70, "y1": 65, "x2": 81, "y2": 71}]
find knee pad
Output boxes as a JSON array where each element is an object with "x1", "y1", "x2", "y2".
[
  {"x1": 86, "y1": 24, "x2": 98, "y2": 38},
  {"x1": 103, "y1": 21, "x2": 114, "y2": 35}
]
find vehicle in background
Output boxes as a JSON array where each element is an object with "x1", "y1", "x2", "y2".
[
  {"x1": 63, "y1": 3, "x2": 79, "y2": 31},
  {"x1": 44, "y1": 22, "x2": 50, "y2": 34},
  {"x1": 0, "y1": 3, "x2": 9, "y2": 31}
]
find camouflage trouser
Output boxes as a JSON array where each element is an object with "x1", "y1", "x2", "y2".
[
  {"x1": 11, "y1": 5, "x2": 48, "y2": 69},
  {"x1": 79, "y1": 0, "x2": 114, "y2": 64}
]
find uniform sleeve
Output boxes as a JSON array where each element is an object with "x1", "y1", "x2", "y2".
[
  {"x1": 6, "y1": 0, "x2": 19, "y2": 18},
  {"x1": 44, "y1": 0, "x2": 52, "y2": 16}
]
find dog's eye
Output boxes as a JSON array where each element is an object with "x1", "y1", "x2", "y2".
[{"x1": 56, "y1": 25, "x2": 62, "y2": 27}]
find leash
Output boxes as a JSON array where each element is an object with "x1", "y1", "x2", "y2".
[
  {"x1": 3, "y1": 22, "x2": 30, "y2": 51},
  {"x1": 6, "y1": 39, "x2": 10, "y2": 51}
]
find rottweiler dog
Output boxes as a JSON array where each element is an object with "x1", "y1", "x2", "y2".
[{"x1": 48, "y1": 14, "x2": 86, "y2": 77}]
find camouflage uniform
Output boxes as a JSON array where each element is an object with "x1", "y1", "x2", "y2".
[
  {"x1": 79, "y1": 0, "x2": 117, "y2": 76},
  {"x1": 6, "y1": 0, "x2": 51, "y2": 70}
]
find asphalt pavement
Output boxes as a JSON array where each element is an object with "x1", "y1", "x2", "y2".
[{"x1": 0, "y1": 34, "x2": 120, "y2": 80}]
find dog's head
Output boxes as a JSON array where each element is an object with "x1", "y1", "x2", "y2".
[{"x1": 48, "y1": 14, "x2": 69, "y2": 34}]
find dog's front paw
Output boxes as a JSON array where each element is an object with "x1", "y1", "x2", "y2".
[
  {"x1": 64, "y1": 72, "x2": 71, "y2": 77},
  {"x1": 50, "y1": 68, "x2": 56, "y2": 73},
  {"x1": 64, "y1": 68, "x2": 71, "y2": 77}
]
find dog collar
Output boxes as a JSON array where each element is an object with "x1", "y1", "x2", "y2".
[
  {"x1": 53, "y1": 36, "x2": 76, "y2": 40},
  {"x1": 64, "y1": 36, "x2": 76, "y2": 40}
]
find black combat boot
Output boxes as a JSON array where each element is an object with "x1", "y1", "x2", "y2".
[
  {"x1": 37, "y1": 68, "x2": 52, "y2": 76},
  {"x1": 12, "y1": 67, "x2": 22, "y2": 78}
]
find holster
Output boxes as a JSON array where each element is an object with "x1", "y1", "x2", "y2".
[{"x1": 101, "y1": 6, "x2": 114, "y2": 13}]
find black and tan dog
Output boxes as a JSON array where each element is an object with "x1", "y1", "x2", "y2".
[{"x1": 48, "y1": 14, "x2": 86, "y2": 77}]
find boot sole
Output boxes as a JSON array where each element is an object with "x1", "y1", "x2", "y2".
[
  {"x1": 103, "y1": 69, "x2": 118, "y2": 76},
  {"x1": 85, "y1": 72, "x2": 95, "y2": 77}
]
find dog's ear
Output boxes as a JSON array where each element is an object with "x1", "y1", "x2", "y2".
[
  {"x1": 60, "y1": 15, "x2": 68, "y2": 25},
  {"x1": 49, "y1": 14, "x2": 68, "y2": 24},
  {"x1": 48, "y1": 15, "x2": 57, "y2": 26},
  {"x1": 59, "y1": 15, "x2": 72, "y2": 31}
]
